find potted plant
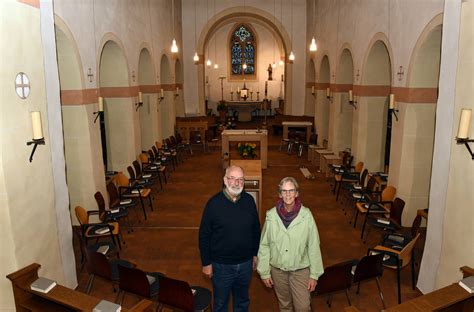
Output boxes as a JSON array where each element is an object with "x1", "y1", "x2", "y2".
[
  {"x1": 217, "y1": 101, "x2": 228, "y2": 122},
  {"x1": 237, "y1": 143, "x2": 257, "y2": 159}
]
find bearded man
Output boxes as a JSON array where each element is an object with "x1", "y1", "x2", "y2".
[{"x1": 199, "y1": 165, "x2": 261, "y2": 312}]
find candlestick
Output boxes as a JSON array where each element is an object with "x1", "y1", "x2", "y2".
[
  {"x1": 389, "y1": 94, "x2": 395, "y2": 109},
  {"x1": 98, "y1": 96, "x2": 104, "y2": 112},
  {"x1": 348, "y1": 90, "x2": 353, "y2": 102},
  {"x1": 311, "y1": 86, "x2": 315, "y2": 95},
  {"x1": 138, "y1": 92, "x2": 143, "y2": 103},
  {"x1": 457, "y1": 108, "x2": 472, "y2": 139},
  {"x1": 326, "y1": 88, "x2": 330, "y2": 97},
  {"x1": 31, "y1": 111, "x2": 43, "y2": 140},
  {"x1": 160, "y1": 89, "x2": 164, "y2": 98}
]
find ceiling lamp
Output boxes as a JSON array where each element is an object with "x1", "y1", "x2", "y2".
[
  {"x1": 193, "y1": 52, "x2": 199, "y2": 62},
  {"x1": 289, "y1": 51, "x2": 295, "y2": 61},
  {"x1": 171, "y1": 39, "x2": 178, "y2": 53},
  {"x1": 310, "y1": 37, "x2": 317, "y2": 51}
]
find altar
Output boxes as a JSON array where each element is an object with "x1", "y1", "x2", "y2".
[
  {"x1": 221, "y1": 129, "x2": 268, "y2": 169},
  {"x1": 225, "y1": 100, "x2": 265, "y2": 122}
]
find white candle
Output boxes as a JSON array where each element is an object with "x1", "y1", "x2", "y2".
[
  {"x1": 326, "y1": 88, "x2": 330, "y2": 97},
  {"x1": 311, "y1": 86, "x2": 315, "y2": 94},
  {"x1": 98, "y1": 96, "x2": 104, "y2": 112},
  {"x1": 348, "y1": 90, "x2": 353, "y2": 101},
  {"x1": 160, "y1": 89, "x2": 164, "y2": 98},
  {"x1": 457, "y1": 108, "x2": 472, "y2": 139},
  {"x1": 31, "y1": 111, "x2": 43, "y2": 140},
  {"x1": 389, "y1": 94, "x2": 395, "y2": 109},
  {"x1": 138, "y1": 92, "x2": 143, "y2": 103}
]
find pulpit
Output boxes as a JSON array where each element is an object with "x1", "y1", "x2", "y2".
[{"x1": 221, "y1": 129, "x2": 268, "y2": 169}]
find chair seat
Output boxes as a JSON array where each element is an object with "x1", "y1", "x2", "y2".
[
  {"x1": 356, "y1": 202, "x2": 388, "y2": 214},
  {"x1": 86, "y1": 222, "x2": 119, "y2": 236},
  {"x1": 191, "y1": 286, "x2": 212, "y2": 311}
]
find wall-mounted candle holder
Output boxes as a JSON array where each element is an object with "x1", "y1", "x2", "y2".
[
  {"x1": 388, "y1": 94, "x2": 399, "y2": 121},
  {"x1": 27, "y1": 111, "x2": 45, "y2": 162},
  {"x1": 456, "y1": 108, "x2": 473, "y2": 159},
  {"x1": 348, "y1": 90, "x2": 357, "y2": 109},
  {"x1": 93, "y1": 96, "x2": 104, "y2": 123}
]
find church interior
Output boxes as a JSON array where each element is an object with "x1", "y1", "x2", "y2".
[{"x1": 1, "y1": 0, "x2": 473, "y2": 311}]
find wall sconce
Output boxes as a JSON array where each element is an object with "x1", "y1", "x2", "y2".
[
  {"x1": 27, "y1": 111, "x2": 45, "y2": 162},
  {"x1": 93, "y1": 96, "x2": 104, "y2": 123},
  {"x1": 135, "y1": 92, "x2": 143, "y2": 111},
  {"x1": 456, "y1": 108, "x2": 473, "y2": 159},
  {"x1": 326, "y1": 88, "x2": 333, "y2": 103},
  {"x1": 388, "y1": 94, "x2": 399, "y2": 121},
  {"x1": 348, "y1": 90, "x2": 357, "y2": 109},
  {"x1": 159, "y1": 89, "x2": 164, "y2": 102},
  {"x1": 311, "y1": 86, "x2": 315, "y2": 96}
]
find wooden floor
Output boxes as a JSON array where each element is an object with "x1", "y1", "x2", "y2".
[{"x1": 75, "y1": 123, "x2": 424, "y2": 311}]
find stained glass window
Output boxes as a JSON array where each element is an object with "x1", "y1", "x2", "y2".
[{"x1": 231, "y1": 25, "x2": 256, "y2": 76}]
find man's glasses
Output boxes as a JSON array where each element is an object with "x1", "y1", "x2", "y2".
[
  {"x1": 281, "y1": 189, "x2": 296, "y2": 194},
  {"x1": 226, "y1": 176, "x2": 245, "y2": 183}
]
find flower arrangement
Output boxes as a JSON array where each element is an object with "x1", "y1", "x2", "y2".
[{"x1": 237, "y1": 142, "x2": 257, "y2": 159}]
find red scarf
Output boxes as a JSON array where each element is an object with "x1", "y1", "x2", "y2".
[{"x1": 276, "y1": 198, "x2": 302, "y2": 228}]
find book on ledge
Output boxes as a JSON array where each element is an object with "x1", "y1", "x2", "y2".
[
  {"x1": 376, "y1": 218, "x2": 390, "y2": 225},
  {"x1": 93, "y1": 300, "x2": 121, "y2": 312},
  {"x1": 110, "y1": 208, "x2": 120, "y2": 214},
  {"x1": 30, "y1": 277, "x2": 56, "y2": 293},
  {"x1": 146, "y1": 275, "x2": 156, "y2": 285},
  {"x1": 120, "y1": 199, "x2": 132, "y2": 205},
  {"x1": 458, "y1": 276, "x2": 474, "y2": 293}
]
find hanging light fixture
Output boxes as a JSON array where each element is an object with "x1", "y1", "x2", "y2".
[
  {"x1": 309, "y1": 0, "x2": 317, "y2": 52},
  {"x1": 289, "y1": 0, "x2": 295, "y2": 62},
  {"x1": 171, "y1": 0, "x2": 178, "y2": 53},
  {"x1": 193, "y1": 0, "x2": 199, "y2": 63}
]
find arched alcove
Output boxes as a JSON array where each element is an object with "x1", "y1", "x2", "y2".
[
  {"x1": 358, "y1": 40, "x2": 391, "y2": 172},
  {"x1": 55, "y1": 21, "x2": 105, "y2": 223},
  {"x1": 174, "y1": 58, "x2": 185, "y2": 117},
  {"x1": 329, "y1": 48, "x2": 354, "y2": 152},
  {"x1": 159, "y1": 54, "x2": 173, "y2": 139},
  {"x1": 316, "y1": 55, "x2": 330, "y2": 144},
  {"x1": 99, "y1": 39, "x2": 136, "y2": 172},
  {"x1": 391, "y1": 21, "x2": 442, "y2": 225},
  {"x1": 305, "y1": 58, "x2": 316, "y2": 116},
  {"x1": 138, "y1": 48, "x2": 157, "y2": 150}
]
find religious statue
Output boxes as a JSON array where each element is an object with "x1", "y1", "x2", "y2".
[{"x1": 267, "y1": 64, "x2": 273, "y2": 81}]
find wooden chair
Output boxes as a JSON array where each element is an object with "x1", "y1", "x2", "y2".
[
  {"x1": 94, "y1": 191, "x2": 130, "y2": 230},
  {"x1": 363, "y1": 197, "x2": 405, "y2": 243},
  {"x1": 370, "y1": 233, "x2": 421, "y2": 303},
  {"x1": 351, "y1": 254, "x2": 385, "y2": 309},
  {"x1": 312, "y1": 260, "x2": 353, "y2": 308},
  {"x1": 84, "y1": 248, "x2": 134, "y2": 294},
  {"x1": 138, "y1": 153, "x2": 165, "y2": 190},
  {"x1": 116, "y1": 172, "x2": 153, "y2": 221},
  {"x1": 204, "y1": 129, "x2": 219, "y2": 153},
  {"x1": 106, "y1": 181, "x2": 139, "y2": 223},
  {"x1": 74, "y1": 205, "x2": 122, "y2": 250},
  {"x1": 158, "y1": 276, "x2": 212, "y2": 312},
  {"x1": 333, "y1": 163, "x2": 365, "y2": 202},
  {"x1": 348, "y1": 176, "x2": 378, "y2": 224},
  {"x1": 74, "y1": 226, "x2": 118, "y2": 273},
  {"x1": 381, "y1": 214, "x2": 422, "y2": 250},
  {"x1": 116, "y1": 265, "x2": 164, "y2": 307}
]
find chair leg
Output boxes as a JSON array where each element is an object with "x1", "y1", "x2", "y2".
[
  {"x1": 345, "y1": 289, "x2": 351, "y2": 306},
  {"x1": 375, "y1": 277, "x2": 386, "y2": 309},
  {"x1": 353, "y1": 210, "x2": 360, "y2": 228},
  {"x1": 86, "y1": 274, "x2": 94, "y2": 294},
  {"x1": 397, "y1": 262, "x2": 402, "y2": 304},
  {"x1": 148, "y1": 196, "x2": 154, "y2": 212},
  {"x1": 411, "y1": 253, "x2": 416, "y2": 290}
]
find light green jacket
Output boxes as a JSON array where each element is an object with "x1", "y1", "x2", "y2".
[{"x1": 257, "y1": 206, "x2": 324, "y2": 280}]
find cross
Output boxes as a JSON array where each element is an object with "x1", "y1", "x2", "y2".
[
  {"x1": 397, "y1": 66, "x2": 404, "y2": 81},
  {"x1": 355, "y1": 70, "x2": 360, "y2": 81},
  {"x1": 87, "y1": 68, "x2": 94, "y2": 82},
  {"x1": 132, "y1": 71, "x2": 136, "y2": 82},
  {"x1": 15, "y1": 72, "x2": 30, "y2": 99}
]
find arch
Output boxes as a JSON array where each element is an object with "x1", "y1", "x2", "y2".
[
  {"x1": 315, "y1": 55, "x2": 331, "y2": 144},
  {"x1": 336, "y1": 45, "x2": 354, "y2": 84},
  {"x1": 319, "y1": 55, "x2": 330, "y2": 83},
  {"x1": 99, "y1": 39, "x2": 136, "y2": 172},
  {"x1": 160, "y1": 54, "x2": 173, "y2": 139},
  {"x1": 138, "y1": 48, "x2": 157, "y2": 151},
  {"x1": 357, "y1": 38, "x2": 392, "y2": 172}
]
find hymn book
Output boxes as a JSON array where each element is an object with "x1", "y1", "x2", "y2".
[
  {"x1": 93, "y1": 300, "x2": 121, "y2": 312},
  {"x1": 458, "y1": 276, "x2": 474, "y2": 293},
  {"x1": 30, "y1": 277, "x2": 56, "y2": 293}
]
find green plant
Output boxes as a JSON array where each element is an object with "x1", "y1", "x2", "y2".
[
  {"x1": 216, "y1": 101, "x2": 228, "y2": 112},
  {"x1": 237, "y1": 142, "x2": 257, "y2": 159}
]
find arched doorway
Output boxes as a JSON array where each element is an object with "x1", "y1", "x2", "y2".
[
  {"x1": 306, "y1": 58, "x2": 316, "y2": 116},
  {"x1": 358, "y1": 39, "x2": 391, "y2": 172},
  {"x1": 329, "y1": 48, "x2": 354, "y2": 152},
  {"x1": 138, "y1": 48, "x2": 157, "y2": 150},
  {"x1": 160, "y1": 54, "x2": 173, "y2": 139},
  {"x1": 99, "y1": 39, "x2": 136, "y2": 172},
  {"x1": 316, "y1": 55, "x2": 330, "y2": 145}
]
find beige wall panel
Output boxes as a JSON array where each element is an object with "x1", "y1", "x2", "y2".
[{"x1": 140, "y1": 93, "x2": 160, "y2": 150}]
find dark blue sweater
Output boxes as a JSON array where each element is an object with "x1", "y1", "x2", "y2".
[{"x1": 199, "y1": 191, "x2": 261, "y2": 266}]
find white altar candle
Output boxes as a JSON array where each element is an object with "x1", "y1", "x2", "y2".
[
  {"x1": 457, "y1": 108, "x2": 472, "y2": 139},
  {"x1": 31, "y1": 111, "x2": 43, "y2": 140}
]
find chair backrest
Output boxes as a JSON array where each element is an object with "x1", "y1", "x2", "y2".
[
  {"x1": 288, "y1": 129, "x2": 297, "y2": 140},
  {"x1": 75, "y1": 206, "x2": 89, "y2": 225},
  {"x1": 155, "y1": 141, "x2": 163, "y2": 149},
  {"x1": 354, "y1": 162, "x2": 364, "y2": 173},
  {"x1": 389, "y1": 198, "x2": 405, "y2": 226},
  {"x1": 398, "y1": 233, "x2": 421, "y2": 268},
  {"x1": 152, "y1": 145, "x2": 159, "y2": 157},
  {"x1": 165, "y1": 138, "x2": 172, "y2": 148},
  {"x1": 365, "y1": 176, "x2": 377, "y2": 194},
  {"x1": 117, "y1": 265, "x2": 151, "y2": 298},
  {"x1": 381, "y1": 186, "x2": 397, "y2": 209},
  {"x1": 132, "y1": 160, "x2": 142, "y2": 176},
  {"x1": 138, "y1": 153, "x2": 149, "y2": 165},
  {"x1": 309, "y1": 133, "x2": 318, "y2": 145},
  {"x1": 353, "y1": 254, "x2": 384, "y2": 283},
  {"x1": 127, "y1": 166, "x2": 137, "y2": 181},
  {"x1": 94, "y1": 191, "x2": 107, "y2": 220},
  {"x1": 176, "y1": 133, "x2": 183, "y2": 144},
  {"x1": 190, "y1": 130, "x2": 202, "y2": 144},
  {"x1": 170, "y1": 136, "x2": 177, "y2": 146},
  {"x1": 410, "y1": 215, "x2": 423, "y2": 239},
  {"x1": 315, "y1": 261, "x2": 353, "y2": 295},
  {"x1": 86, "y1": 249, "x2": 113, "y2": 280},
  {"x1": 205, "y1": 129, "x2": 214, "y2": 141},
  {"x1": 158, "y1": 276, "x2": 194, "y2": 312},
  {"x1": 359, "y1": 169, "x2": 368, "y2": 186},
  {"x1": 116, "y1": 172, "x2": 130, "y2": 187},
  {"x1": 106, "y1": 182, "x2": 120, "y2": 204}
]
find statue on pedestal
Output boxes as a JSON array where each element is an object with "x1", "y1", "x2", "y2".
[{"x1": 268, "y1": 64, "x2": 273, "y2": 81}]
